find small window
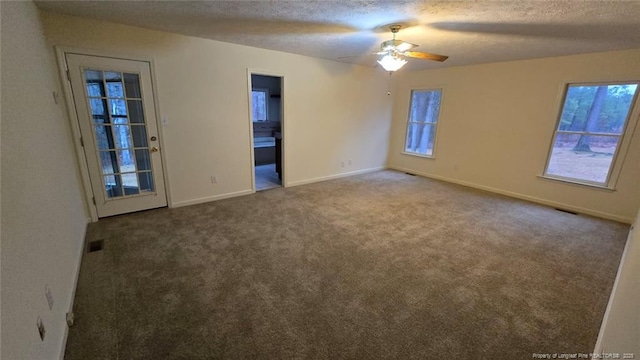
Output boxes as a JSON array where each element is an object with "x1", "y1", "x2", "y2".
[
  {"x1": 251, "y1": 89, "x2": 268, "y2": 122},
  {"x1": 544, "y1": 82, "x2": 639, "y2": 187},
  {"x1": 404, "y1": 89, "x2": 443, "y2": 157}
]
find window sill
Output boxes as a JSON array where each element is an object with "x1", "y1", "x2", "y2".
[
  {"x1": 537, "y1": 175, "x2": 615, "y2": 192},
  {"x1": 401, "y1": 151, "x2": 435, "y2": 159}
]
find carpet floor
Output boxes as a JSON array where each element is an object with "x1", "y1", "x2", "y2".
[{"x1": 64, "y1": 170, "x2": 628, "y2": 359}]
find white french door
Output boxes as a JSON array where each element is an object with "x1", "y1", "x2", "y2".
[{"x1": 66, "y1": 54, "x2": 167, "y2": 218}]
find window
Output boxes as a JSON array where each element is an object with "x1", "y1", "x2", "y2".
[
  {"x1": 404, "y1": 89, "x2": 443, "y2": 157},
  {"x1": 251, "y1": 89, "x2": 268, "y2": 122},
  {"x1": 544, "y1": 82, "x2": 639, "y2": 187}
]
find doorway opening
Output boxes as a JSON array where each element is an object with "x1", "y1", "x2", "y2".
[{"x1": 250, "y1": 74, "x2": 283, "y2": 191}]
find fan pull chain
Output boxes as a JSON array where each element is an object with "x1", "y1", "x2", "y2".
[{"x1": 387, "y1": 71, "x2": 392, "y2": 95}]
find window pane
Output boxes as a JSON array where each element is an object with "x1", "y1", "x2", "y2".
[
  {"x1": 546, "y1": 133, "x2": 619, "y2": 184},
  {"x1": 252, "y1": 90, "x2": 267, "y2": 122},
  {"x1": 113, "y1": 125, "x2": 132, "y2": 149},
  {"x1": 86, "y1": 83, "x2": 104, "y2": 98},
  {"x1": 104, "y1": 71, "x2": 121, "y2": 82},
  {"x1": 89, "y1": 98, "x2": 108, "y2": 124},
  {"x1": 85, "y1": 70, "x2": 105, "y2": 97},
  {"x1": 90, "y1": 98, "x2": 106, "y2": 115},
  {"x1": 106, "y1": 80, "x2": 124, "y2": 98},
  {"x1": 131, "y1": 125, "x2": 148, "y2": 148},
  {"x1": 128, "y1": 100, "x2": 145, "y2": 123},
  {"x1": 99, "y1": 151, "x2": 118, "y2": 174},
  {"x1": 118, "y1": 149, "x2": 136, "y2": 172},
  {"x1": 135, "y1": 149, "x2": 151, "y2": 171},
  {"x1": 122, "y1": 173, "x2": 139, "y2": 195},
  {"x1": 558, "y1": 84, "x2": 638, "y2": 134},
  {"x1": 123, "y1": 73, "x2": 141, "y2": 98},
  {"x1": 95, "y1": 125, "x2": 114, "y2": 150},
  {"x1": 109, "y1": 99, "x2": 127, "y2": 116},
  {"x1": 138, "y1": 171, "x2": 154, "y2": 192},
  {"x1": 85, "y1": 70, "x2": 103, "y2": 81},
  {"x1": 409, "y1": 90, "x2": 442, "y2": 123},
  {"x1": 405, "y1": 123, "x2": 436, "y2": 156},
  {"x1": 105, "y1": 175, "x2": 123, "y2": 198},
  {"x1": 104, "y1": 174, "x2": 116, "y2": 186}
]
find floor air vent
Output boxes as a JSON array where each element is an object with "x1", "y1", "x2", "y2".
[
  {"x1": 87, "y1": 239, "x2": 104, "y2": 253},
  {"x1": 555, "y1": 208, "x2": 578, "y2": 215}
]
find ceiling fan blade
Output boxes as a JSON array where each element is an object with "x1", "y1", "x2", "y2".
[
  {"x1": 403, "y1": 51, "x2": 449, "y2": 62},
  {"x1": 396, "y1": 41, "x2": 418, "y2": 52}
]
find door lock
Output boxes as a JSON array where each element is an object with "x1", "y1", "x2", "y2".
[
  {"x1": 151, "y1": 147, "x2": 159, "y2": 152},
  {"x1": 150, "y1": 136, "x2": 157, "y2": 141}
]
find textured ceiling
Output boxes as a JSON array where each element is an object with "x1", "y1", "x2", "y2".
[{"x1": 35, "y1": 0, "x2": 640, "y2": 71}]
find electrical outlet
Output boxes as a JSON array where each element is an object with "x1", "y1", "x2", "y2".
[
  {"x1": 45, "y1": 285, "x2": 54, "y2": 310},
  {"x1": 210, "y1": 176, "x2": 217, "y2": 184},
  {"x1": 348, "y1": 160, "x2": 352, "y2": 166},
  {"x1": 340, "y1": 161, "x2": 345, "y2": 168},
  {"x1": 37, "y1": 317, "x2": 45, "y2": 341},
  {"x1": 66, "y1": 312, "x2": 75, "y2": 327}
]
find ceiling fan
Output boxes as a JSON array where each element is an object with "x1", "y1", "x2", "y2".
[{"x1": 343, "y1": 25, "x2": 449, "y2": 72}]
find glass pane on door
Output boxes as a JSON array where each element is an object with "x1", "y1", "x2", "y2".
[{"x1": 84, "y1": 69, "x2": 155, "y2": 199}]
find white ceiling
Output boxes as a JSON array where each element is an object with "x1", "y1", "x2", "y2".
[{"x1": 35, "y1": 0, "x2": 640, "y2": 71}]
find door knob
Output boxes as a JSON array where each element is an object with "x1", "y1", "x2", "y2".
[
  {"x1": 150, "y1": 136, "x2": 157, "y2": 141},
  {"x1": 151, "y1": 147, "x2": 159, "y2": 152}
]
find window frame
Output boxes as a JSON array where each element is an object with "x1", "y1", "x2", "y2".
[
  {"x1": 402, "y1": 88, "x2": 444, "y2": 159},
  {"x1": 251, "y1": 88, "x2": 269, "y2": 122},
  {"x1": 541, "y1": 80, "x2": 640, "y2": 190}
]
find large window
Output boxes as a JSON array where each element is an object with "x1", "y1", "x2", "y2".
[
  {"x1": 251, "y1": 89, "x2": 268, "y2": 122},
  {"x1": 544, "y1": 82, "x2": 639, "y2": 187},
  {"x1": 404, "y1": 89, "x2": 443, "y2": 157}
]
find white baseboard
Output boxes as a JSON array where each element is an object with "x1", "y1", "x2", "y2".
[
  {"x1": 171, "y1": 189, "x2": 254, "y2": 208},
  {"x1": 287, "y1": 166, "x2": 386, "y2": 187},
  {"x1": 170, "y1": 167, "x2": 385, "y2": 208},
  {"x1": 59, "y1": 219, "x2": 89, "y2": 360},
  {"x1": 388, "y1": 165, "x2": 633, "y2": 224}
]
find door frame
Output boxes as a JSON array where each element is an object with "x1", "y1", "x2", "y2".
[
  {"x1": 246, "y1": 69, "x2": 287, "y2": 192},
  {"x1": 56, "y1": 47, "x2": 171, "y2": 222}
]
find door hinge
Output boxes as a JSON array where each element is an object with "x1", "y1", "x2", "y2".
[
  {"x1": 79, "y1": 137, "x2": 84, "y2": 147},
  {"x1": 66, "y1": 70, "x2": 71, "y2": 82},
  {"x1": 92, "y1": 197, "x2": 96, "y2": 205}
]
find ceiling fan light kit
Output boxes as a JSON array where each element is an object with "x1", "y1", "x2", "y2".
[
  {"x1": 377, "y1": 54, "x2": 408, "y2": 72},
  {"x1": 374, "y1": 25, "x2": 449, "y2": 73}
]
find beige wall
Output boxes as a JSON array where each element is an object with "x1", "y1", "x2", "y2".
[
  {"x1": 41, "y1": 12, "x2": 392, "y2": 207},
  {"x1": 1, "y1": 2, "x2": 88, "y2": 359},
  {"x1": 388, "y1": 49, "x2": 640, "y2": 223},
  {"x1": 595, "y1": 209, "x2": 640, "y2": 355}
]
